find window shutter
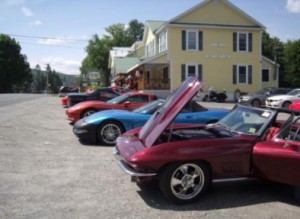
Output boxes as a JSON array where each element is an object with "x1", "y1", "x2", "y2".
[
  {"x1": 248, "y1": 65, "x2": 252, "y2": 84},
  {"x1": 233, "y1": 65, "x2": 237, "y2": 84},
  {"x1": 181, "y1": 64, "x2": 186, "y2": 81},
  {"x1": 198, "y1": 31, "x2": 203, "y2": 51},
  {"x1": 182, "y1": 31, "x2": 186, "y2": 51},
  {"x1": 248, "y1": 33, "x2": 252, "y2": 52},
  {"x1": 233, "y1": 32, "x2": 237, "y2": 51},
  {"x1": 198, "y1": 65, "x2": 202, "y2": 81}
]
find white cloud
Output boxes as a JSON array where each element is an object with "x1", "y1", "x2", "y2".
[
  {"x1": 37, "y1": 37, "x2": 71, "y2": 46},
  {"x1": 286, "y1": 0, "x2": 300, "y2": 13},
  {"x1": 30, "y1": 20, "x2": 42, "y2": 26},
  {"x1": 0, "y1": 0, "x2": 25, "y2": 7},
  {"x1": 36, "y1": 57, "x2": 81, "y2": 75},
  {"x1": 21, "y1": 6, "x2": 32, "y2": 16}
]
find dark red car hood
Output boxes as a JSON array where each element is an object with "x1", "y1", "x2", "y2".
[{"x1": 139, "y1": 76, "x2": 204, "y2": 147}]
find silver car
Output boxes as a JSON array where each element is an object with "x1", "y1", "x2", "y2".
[
  {"x1": 238, "y1": 87, "x2": 292, "y2": 107},
  {"x1": 265, "y1": 88, "x2": 300, "y2": 108}
]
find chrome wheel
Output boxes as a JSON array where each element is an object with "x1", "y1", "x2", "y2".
[
  {"x1": 159, "y1": 162, "x2": 210, "y2": 204},
  {"x1": 98, "y1": 121, "x2": 123, "y2": 145},
  {"x1": 170, "y1": 163, "x2": 205, "y2": 200},
  {"x1": 251, "y1": 99, "x2": 261, "y2": 107},
  {"x1": 82, "y1": 109, "x2": 96, "y2": 118}
]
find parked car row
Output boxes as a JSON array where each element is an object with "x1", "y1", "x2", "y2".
[
  {"x1": 60, "y1": 80, "x2": 300, "y2": 204},
  {"x1": 239, "y1": 87, "x2": 300, "y2": 109}
]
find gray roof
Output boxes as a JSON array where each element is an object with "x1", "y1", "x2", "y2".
[{"x1": 113, "y1": 57, "x2": 140, "y2": 73}]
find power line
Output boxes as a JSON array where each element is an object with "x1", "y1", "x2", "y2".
[
  {"x1": 1, "y1": 33, "x2": 89, "y2": 43},
  {"x1": 20, "y1": 41, "x2": 86, "y2": 50}
]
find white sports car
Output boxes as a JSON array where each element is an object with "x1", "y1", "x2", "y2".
[{"x1": 265, "y1": 89, "x2": 300, "y2": 108}]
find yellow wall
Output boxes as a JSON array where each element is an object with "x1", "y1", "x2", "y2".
[
  {"x1": 168, "y1": 26, "x2": 263, "y2": 93},
  {"x1": 177, "y1": 0, "x2": 256, "y2": 26},
  {"x1": 261, "y1": 59, "x2": 278, "y2": 87}
]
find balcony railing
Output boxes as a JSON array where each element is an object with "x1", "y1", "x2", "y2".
[{"x1": 144, "y1": 79, "x2": 170, "y2": 90}]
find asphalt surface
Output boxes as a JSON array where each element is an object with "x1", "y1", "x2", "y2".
[{"x1": 0, "y1": 94, "x2": 300, "y2": 219}]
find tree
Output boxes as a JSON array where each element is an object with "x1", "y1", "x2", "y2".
[
  {"x1": 282, "y1": 39, "x2": 300, "y2": 87},
  {"x1": 0, "y1": 34, "x2": 32, "y2": 93},
  {"x1": 81, "y1": 19, "x2": 144, "y2": 86},
  {"x1": 262, "y1": 31, "x2": 286, "y2": 86},
  {"x1": 44, "y1": 64, "x2": 62, "y2": 94},
  {"x1": 33, "y1": 64, "x2": 46, "y2": 93}
]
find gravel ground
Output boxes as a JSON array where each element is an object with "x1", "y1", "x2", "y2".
[{"x1": 0, "y1": 95, "x2": 299, "y2": 219}]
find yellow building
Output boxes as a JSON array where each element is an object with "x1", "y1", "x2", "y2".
[{"x1": 109, "y1": 0, "x2": 278, "y2": 100}]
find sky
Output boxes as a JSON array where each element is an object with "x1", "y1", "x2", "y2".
[{"x1": 1, "y1": 0, "x2": 300, "y2": 75}]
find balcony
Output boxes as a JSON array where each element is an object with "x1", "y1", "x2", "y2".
[{"x1": 144, "y1": 79, "x2": 170, "y2": 90}]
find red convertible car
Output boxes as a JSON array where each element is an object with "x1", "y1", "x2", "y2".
[
  {"x1": 289, "y1": 100, "x2": 300, "y2": 111},
  {"x1": 113, "y1": 76, "x2": 300, "y2": 204},
  {"x1": 66, "y1": 91, "x2": 158, "y2": 122}
]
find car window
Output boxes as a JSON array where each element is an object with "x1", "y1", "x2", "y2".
[
  {"x1": 100, "y1": 90, "x2": 118, "y2": 99},
  {"x1": 217, "y1": 105, "x2": 273, "y2": 134},
  {"x1": 181, "y1": 101, "x2": 207, "y2": 113},
  {"x1": 126, "y1": 95, "x2": 149, "y2": 103},
  {"x1": 133, "y1": 99, "x2": 165, "y2": 114}
]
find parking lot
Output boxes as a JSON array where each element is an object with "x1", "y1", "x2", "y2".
[{"x1": 0, "y1": 95, "x2": 299, "y2": 219}]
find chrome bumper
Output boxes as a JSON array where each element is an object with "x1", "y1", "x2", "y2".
[{"x1": 112, "y1": 147, "x2": 156, "y2": 177}]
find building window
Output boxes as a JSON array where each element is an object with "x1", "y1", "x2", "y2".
[
  {"x1": 182, "y1": 30, "x2": 203, "y2": 51},
  {"x1": 238, "y1": 65, "x2": 247, "y2": 83},
  {"x1": 233, "y1": 32, "x2": 252, "y2": 52},
  {"x1": 233, "y1": 65, "x2": 252, "y2": 84},
  {"x1": 181, "y1": 64, "x2": 202, "y2": 81},
  {"x1": 187, "y1": 31, "x2": 197, "y2": 50},
  {"x1": 146, "y1": 40, "x2": 155, "y2": 58},
  {"x1": 159, "y1": 31, "x2": 167, "y2": 53},
  {"x1": 262, "y1": 69, "x2": 269, "y2": 82}
]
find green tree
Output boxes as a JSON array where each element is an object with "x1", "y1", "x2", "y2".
[
  {"x1": 33, "y1": 64, "x2": 46, "y2": 93},
  {"x1": 44, "y1": 64, "x2": 62, "y2": 94},
  {"x1": 0, "y1": 34, "x2": 32, "y2": 93},
  {"x1": 81, "y1": 19, "x2": 144, "y2": 86},
  {"x1": 262, "y1": 31, "x2": 285, "y2": 86},
  {"x1": 282, "y1": 39, "x2": 300, "y2": 87}
]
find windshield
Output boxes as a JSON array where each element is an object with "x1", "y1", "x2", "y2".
[
  {"x1": 287, "y1": 89, "x2": 300, "y2": 96},
  {"x1": 106, "y1": 93, "x2": 130, "y2": 104},
  {"x1": 256, "y1": 88, "x2": 270, "y2": 95},
  {"x1": 217, "y1": 105, "x2": 274, "y2": 134},
  {"x1": 132, "y1": 99, "x2": 164, "y2": 114}
]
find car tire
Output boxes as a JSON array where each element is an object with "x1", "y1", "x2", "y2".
[
  {"x1": 81, "y1": 109, "x2": 97, "y2": 118},
  {"x1": 282, "y1": 101, "x2": 291, "y2": 108},
  {"x1": 251, "y1": 99, "x2": 261, "y2": 107},
  {"x1": 159, "y1": 162, "x2": 210, "y2": 204},
  {"x1": 97, "y1": 120, "x2": 125, "y2": 146}
]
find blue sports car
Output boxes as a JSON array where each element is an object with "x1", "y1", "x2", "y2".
[{"x1": 73, "y1": 99, "x2": 229, "y2": 145}]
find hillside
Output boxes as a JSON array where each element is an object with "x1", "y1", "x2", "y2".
[{"x1": 31, "y1": 69, "x2": 79, "y2": 87}]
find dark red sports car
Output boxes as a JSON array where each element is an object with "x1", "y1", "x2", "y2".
[
  {"x1": 113, "y1": 76, "x2": 300, "y2": 204},
  {"x1": 66, "y1": 91, "x2": 158, "y2": 122}
]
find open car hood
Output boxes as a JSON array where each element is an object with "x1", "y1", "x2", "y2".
[{"x1": 139, "y1": 76, "x2": 204, "y2": 147}]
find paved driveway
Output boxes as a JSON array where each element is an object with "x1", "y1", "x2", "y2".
[{"x1": 0, "y1": 95, "x2": 299, "y2": 218}]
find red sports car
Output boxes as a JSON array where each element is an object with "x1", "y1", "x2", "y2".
[
  {"x1": 66, "y1": 91, "x2": 158, "y2": 122},
  {"x1": 61, "y1": 96, "x2": 68, "y2": 107},
  {"x1": 113, "y1": 76, "x2": 300, "y2": 204},
  {"x1": 289, "y1": 100, "x2": 300, "y2": 110}
]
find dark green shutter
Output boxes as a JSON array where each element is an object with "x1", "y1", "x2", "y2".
[
  {"x1": 233, "y1": 65, "x2": 237, "y2": 84},
  {"x1": 181, "y1": 64, "x2": 186, "y2": 81},
  {"x1": 248, "y1": 65, "x2": 252, "y2": 84},
  {"x1": 182, "y1": 31, "x2": 186, "y2": 50},
  {"x1": 233, "y1": 32, "x2": 237, "y2": 51},
  {"x1": 198, "y1": 65, "x2": 202, "y2": 81},
  {"x1": 248, "y1": 33, "x2": 252, "y2": 52},
  {"x1": 198, "y1": 31, "x2": 203, "y2": 51}
]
